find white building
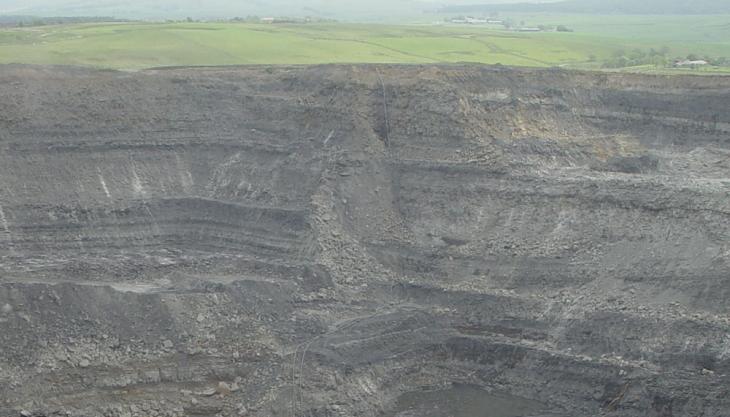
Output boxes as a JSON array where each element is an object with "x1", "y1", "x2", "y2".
[{"x1": 675, "y1": 60, "x2": 709, "y2": 67}]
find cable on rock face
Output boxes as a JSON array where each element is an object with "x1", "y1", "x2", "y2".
[{"x1": 375, "y1": 67, "x2": 390, "y2": 147}]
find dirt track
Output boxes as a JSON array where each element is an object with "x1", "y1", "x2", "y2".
[{"x1": 0, "y1": 64, "x2": 728, "y2": 417}]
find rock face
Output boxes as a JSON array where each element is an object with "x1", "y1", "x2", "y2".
[{"x1": 0, "y1": 64, "x2": 728, "y2": 417}]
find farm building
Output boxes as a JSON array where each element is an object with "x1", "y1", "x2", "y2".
[{"x1": 675, "y1": 60, "x2": 709, "y2": 67}]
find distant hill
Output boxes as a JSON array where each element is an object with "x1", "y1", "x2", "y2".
[
  {"x1": 5, "y1": 0, "x2": 728, "y2": 21},
  {"x1": 442, "y1": 0, "x2": 730, "y2": 14},
  {"x1": 0, "y1": 0, "x2": 445, "y2": 21},
  {"x1": 0, "y1": 15, "x2": 124, "y2": 26}
]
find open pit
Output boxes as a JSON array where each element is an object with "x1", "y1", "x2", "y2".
[{"x1": 0, "y1": 64, "x2": 728, "y2": 417}]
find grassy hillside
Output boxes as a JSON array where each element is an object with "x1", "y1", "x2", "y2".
[
  {"x1": 0, "y1": 20, "x2": 728, "y2": 73},
  {"x1": 442, "y1": 0, "x2": 730, "y2": 14}
]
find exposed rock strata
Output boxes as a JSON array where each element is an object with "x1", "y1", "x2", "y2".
[{"x1": 0, "y1": 64, "x2": 728, "y2": 417}]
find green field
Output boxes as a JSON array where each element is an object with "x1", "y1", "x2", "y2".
[{"x1": 1, "y1": 17, "x2": 729, "y2": 73}]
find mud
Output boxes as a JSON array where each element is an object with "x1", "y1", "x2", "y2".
[{"x1": 0, "y1": 64, "x2": 728, "y2": 417}]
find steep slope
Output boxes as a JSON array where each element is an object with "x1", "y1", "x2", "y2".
[{"x1": 0, "y1": 64, "x2": 728, "y2": 417}]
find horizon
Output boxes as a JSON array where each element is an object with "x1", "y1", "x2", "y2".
[{"x1": 0, "y1": 0, "x2": 645, "y2": 21}]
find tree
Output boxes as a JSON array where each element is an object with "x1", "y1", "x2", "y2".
[
  {"x1": 651, "y1": 55, "x2": 668, "y2": 67},
  {"x1": 628, "y1": 48, "x2": 646, "y2": 60}
]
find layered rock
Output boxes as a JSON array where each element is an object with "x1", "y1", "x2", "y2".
[{"x1": 0, "y1": 64, "x2": 728, "y2": 417}]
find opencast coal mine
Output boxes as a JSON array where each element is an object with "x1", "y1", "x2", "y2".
[{"x1": 0, "y1": 64, "x2": 729, "y2": 417}]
